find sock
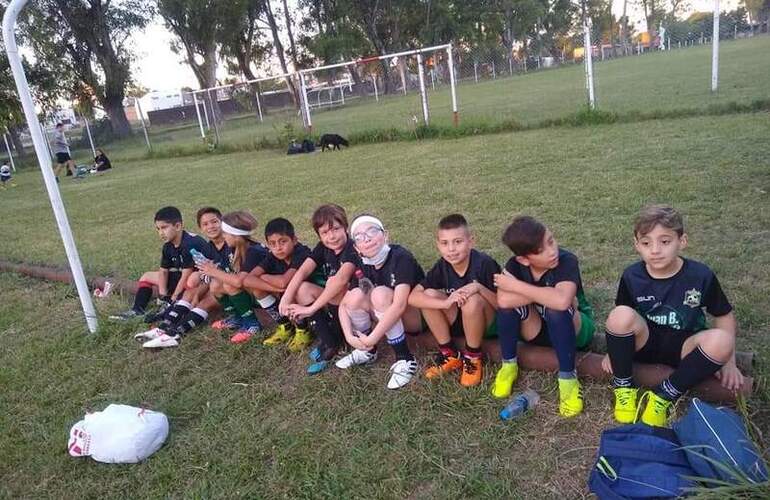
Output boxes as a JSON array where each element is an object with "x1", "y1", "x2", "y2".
[
  {"x1": 309, "y1": 309, "x2": 334, "y2": 351},
  {"x1": 327, "y1": 305, "x2": 343, "y2": 348},
  {"x1": 606, "y1": 329, "x2": 636, "y2": 388},
  {"x1": 257, "y1": 295, "x2": 281, "y2": 322},
  {"x1": 656, "y1": 346, "x2": 724, "y2": 401},
  {"x1": 174, "y1": 308, "x2": 208, "y2": 336},
  {"x1": 132, "y1": 282, "x2": 154, "y2": 313},
  {"x1": 372, "y1": 310, "x2": 411, "y2": 360},
  {"x1": 390, "y1": 338, "x2": 413, "y2": 361},
  {"x1": 229, "y1": 292, "x2": 255, "y2": 319},
  {"x1": 162, "y1": 300, "x2": 192, "y2": 325},
  {"x1": 295, "y1": 317, "x2": 309, "y2": 330},
  {"x1": 543, "y1": 308, "x2": 577, "y2": 375},
  {"x1": 464, "y1": 345, "x2": 482, "y2": 359},
  {"x1": 216, "y1": 295, "x2": 235, "y2": 317},
  {"x1": 438, "y1": 339, "x2": 458, "y2": 358},
  {"x1": 497, "y1": 307, "x2": 528, "y2": 362}
]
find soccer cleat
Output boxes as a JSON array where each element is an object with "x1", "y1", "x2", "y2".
[
  {"x1": 229, "y1": 317, "x2": 262, "y2": 344},
  {"x1": 211, "y1": 316, "x2": 239, "y2": 331},
  {"x1": 142, "y1": 333, "x2": 180, "y2": 349},
  {"x1": 335, "y1": 349, "x2": 377, "y2": 369},
  {"x1": 287, "y1": 326, "x2": 313, "y2": 352},
  {"x1": 491, "y1": 362, "x2": 519, "y2": 398},
  {"x1": 424, "y1": 351, "x2": 463, "y2": 380},
  {"x1": 109, "y1": 309, "x2": 141, "y2": 321},
  {"x1": 134, "y1": 327, "x2": 165, "y2": 342},
  {"x1": 460, "y1": 356, "x2": 483, "y2": 387},
  {"x1": 307, "y1": 360, "x2": 331, "y2": 375},
  {"x1": 639, "y1": 391, "x2": 672, "y2": 427},
  {"x1": 613, "y1": 387, "x2": 640, "y2": 424},
  {"x1": 387, "y1": 359, "x2": 418, "y2": 389},
  {"x1": 558, "y1": 378, "x2": 584, "y2": 418},
  {"x1": 308, "y1": 346, "x2": 323, "y2": 362},
  {"x1": 263, "y1": 323, "x2": 293, "y2": 346}
]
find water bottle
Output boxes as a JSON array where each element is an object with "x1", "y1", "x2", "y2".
[
  {"x1": 190, "y1": 248, "x2": 208, "y2": 265},
  {"x1": 499, "y1": 389, "x2": 540, "y2": 421}
]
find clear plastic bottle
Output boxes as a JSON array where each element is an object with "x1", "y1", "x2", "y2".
[
  {"x1": 189, "y1": 248, "x2": 207, "y2": 266},
  {"x1": 499, "y1": 389, "x2": 540, "y2": 421}
]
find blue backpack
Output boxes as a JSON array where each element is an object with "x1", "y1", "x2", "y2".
[
  {"x1": 589, "y1": 423, "x2": 697, "y2": 499},
  {"x1": 673, "y1": 398, "x2": 768, "y2": 486}
]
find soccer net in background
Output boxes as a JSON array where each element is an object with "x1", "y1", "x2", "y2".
[
  {"x1": 297, "y1": 44, "x2": 458, "y2": 138},
  {"x1": 187, "y1": 74, "x2": 302, "y2": 149}
]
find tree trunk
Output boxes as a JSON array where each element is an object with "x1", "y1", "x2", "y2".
[
  {"x1": 8, "y1": 125, "x2": 25, "y2": 159},
  {"x1": 236, "y1": 50, "x2": 257, "y2": 81},
  {"x1": 264, "y1": 0, "x2": 299, "y2": 107},
  {"x1": 104, "y1": 96, "x2": 131, "y2": 137},
  {"x1": 281, "y1": 0, "x2": 300, "y2": 68}
]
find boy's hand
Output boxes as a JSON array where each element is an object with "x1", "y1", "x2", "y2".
[
  {"x1": 196, "y1": 259, "x2": 217, "y2": 275},
  {"x1": 447, "y1": 289, "x2": 468, "y2": 307},
  {"x1": 287, "y1": 304, "x2": 314, "y2": 321},
  {"x1": 601, "y1": 354, "x2": 613, "y2": 374},
  {"x1": 353, "y1": 332, "x2": 375, "y2": 349},
  {"x1": 278, "y1": 297, "x2": 291, "y2": 317},
  {"x1": 493, "y1": 273, "x2": 517, "y2": 291},
  {"x1": 715, "y1": 359, "x2": 744, "y2": 391}
]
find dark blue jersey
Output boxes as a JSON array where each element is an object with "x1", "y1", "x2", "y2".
[
  {"x1": 615, "y1": 258, "x2": 732, "y2": 333},
  {"x1": 258, "y1": 243, "x2": 312, "y2": 275},
  {"x1": 352, "y1": 244, "x2": 425, "y2": 290},
  {"x1": 240, "y1": 243, "x2": 268, "y2": 274},
  {"x1": 421, "y1": 249, "x2": 500, "y2": 294},
  {"x1": 161, "y1": 231, "x2": 212, "y2": 271},
  {"x1": 208, "y1": 240, "x2": 231, "y2": 268},
  {"x1": 310, "y1": 238, "x2": 361, "y2": 280}
]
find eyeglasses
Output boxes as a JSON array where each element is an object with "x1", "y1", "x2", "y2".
[{"x1": 352, "y1": 227, "x2": 383, "y2": 243}]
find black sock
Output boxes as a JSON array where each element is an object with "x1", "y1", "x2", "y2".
[
  {"x1": 309, "y1": 309, "x2": 335, "y2": 351},
  {"x1": 656, "y1": 346, "x2": 724, "y2": 401},
  {"x1": 295, "y1": 317, "x2": 309, "y2": 329},
  {"x1": 606, "y1": 329, "x2": 636, "y2": 388},
  {"x1": 390, "y1": 338, "x2": 413, "y2": 361},
  {"x1": 132, "y1": 286, "x2": 153, "y2": 313},
  {"x1": 327, "y1": 305, "x2": 343, "y2": 347},
  {"x1": 174, "y1": 308, "x2": 209, "y2": 336}
]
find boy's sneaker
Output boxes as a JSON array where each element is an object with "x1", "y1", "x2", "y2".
[
  {"x1": 613, "y1": 387, "x2": 640, "y2": 424},
  {"x1": 287, "y1": 326, "x2": 313, "y2": 352},
  {"x1": 109, "y1": 309, "x2": 142, "y2": 321},
  {"x1": 639, "y1": 391, "x2": 672, "y2": 427},
  {"x1": 460, "y1": 356, "x2": 483, "y2": 387},
  {"x1": 211, "y1": 316, "x2": 239, "y2": 331},
  {"x1": 491, "y1": 363, "x2": 519, "y2": 398},
  {"x1": 308, "y1": 345, "x2": 323, "y2": 362},
  {"x1": 229, "y1": 317, "x2": 262, "y2": 344},
  {"x1": 142, "y1": 333, "x2": 180, "y2": 349},
  {"x1": 424, "y1": 351, "x2": 463, "y2": 380},
  {"x1": 335, "y1": 349, "x2": 377, "y2": 369},
  {"x1": 387, "y1": 359, "x2": 418, "y2": 389},
  {"x1": 263, "y1": 323, "x2": 293, "y2": 346},
  {"x1": 134, "y1": 327, "x2": 165, "y2": 342},
  {"x1": 558, "y1": 378, "x2": 584, "y2": 418}
]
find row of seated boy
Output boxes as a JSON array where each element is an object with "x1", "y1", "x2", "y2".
[{"x1": 110, "y1": 204, "x2": 744, "y2": 427}]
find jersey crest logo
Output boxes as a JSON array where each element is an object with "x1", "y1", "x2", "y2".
[{"x1": 683, "y1": 288, "x2": 702, "y2": 308}]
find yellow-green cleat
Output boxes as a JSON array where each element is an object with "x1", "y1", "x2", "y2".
[
  {"x1": 613, "y1": 387, "x2": 639, "y2": 424},
  {"x1": 558, "y1": 378, "x2": 584, "y2": 418},
  {"x1": 639, "y1": 391, "x2": 672, "y2": 427},
  {"x1": 287, "y1": 326, "x2": 313, "y2": 352},
  {"x1": 263, "y1": 323, "x2": 293, "y2": 346},
  {"x1": 491, "y1": 362, "x2": 519, "y2": 399}
]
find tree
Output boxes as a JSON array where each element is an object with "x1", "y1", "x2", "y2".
[{"x1": 25, "y1": 1, "x2": 153, "y2": 139}]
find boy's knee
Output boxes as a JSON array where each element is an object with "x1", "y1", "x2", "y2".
[
  {"x1": 185, "y1": 274, "x2": 199, "y2": 289},
  {"x1": 370, "y1": 286, "x2": 393, "y2": 311},
  {"x1": 699, "y1": 328, "x2": 735, "y2": 360},
  {"x1": 342, "y1": 288, "x2": 367, "y2": 309},
  {"x1": 605, "y1": 305, "x2": 638, "y2": 333},
  {"x1": 460, "y1": 293, "x2": 485, "y2": 313}
]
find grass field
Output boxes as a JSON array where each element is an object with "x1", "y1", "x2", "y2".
[
  {"x1": 32, "y1": 35, "x2": 770, "y2": 166},
  {"x1": 1, "y1": 108, "x2": 769, "y2": 498}
]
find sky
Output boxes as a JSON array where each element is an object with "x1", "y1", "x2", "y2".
[{"x1": 133, "y1": 0, "x2": 741, "y2": 93}]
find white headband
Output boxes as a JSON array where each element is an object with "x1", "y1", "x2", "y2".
[
  {"x1": 350, "y1": 215, "x2": 385, "y2": 235},
  {"x1": 221, "y1": 221, "x2": 253, "y2": 236}
]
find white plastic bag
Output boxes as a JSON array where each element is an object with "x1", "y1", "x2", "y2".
[{"x1": 68, "y1": 404, "x2": 169, "y2": 463}]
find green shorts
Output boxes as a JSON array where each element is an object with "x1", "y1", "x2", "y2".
[
  {"x1": 527, "y1": 310, "x2": 595, "y2": 349},
  {"x1": 448, "y1": 311, "x2": 498, "y2": 339}
]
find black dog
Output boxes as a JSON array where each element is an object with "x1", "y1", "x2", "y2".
[{"x1": 318, "y1": 133, "x2": 349, "y2": 152}]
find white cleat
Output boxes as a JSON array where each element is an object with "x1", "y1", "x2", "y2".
[
  {"x1": 142, "y1": 333, "x2": 180, "y2": 349},
  {"x1": 387, "y1": 359, "x2": 418, "y2": 389},
  {"x1": 335, "y1": 349, "x2": 377, "y2": 369},
  {"x1": 134, "y1": 327, "x2": 165, "y2": 341}
]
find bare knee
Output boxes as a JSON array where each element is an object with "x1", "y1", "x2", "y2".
[
  {"x1": 460, "y1": 293, "x2": 485, "y2": 314},
  {"x1": 698, "y1": 328, "x2": 735, "y2": 361},
  {"x1": 370, "y1": 286, "x2": 393, "y2": 312},
  {"x1": 342, "y1": 288, "x2": 368, "y2": 310},
  {"x1": 605, "y1": 306, "x2": 640, "y2": 334}
]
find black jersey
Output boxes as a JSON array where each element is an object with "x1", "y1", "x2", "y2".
[
  {"x1": 352, "y1": 244, "x2": 425, "y2": 290},
  {"x1": 208, "y1": 240, "x2": 231, "y2": 268},
  {"x1": 259, "y1": 243, "x2": 312, "y2": 275},
  {"x1": 615, "y1": 258, "x2": 732, "y2": 333},
  {"x1": 310, "y1": 238, "x2": 361, "y2": 280},
  {"x1": 421, "y1": 249, "x2": 500, "y2": 294},
  {"x1": 240, "y1": 243, "x2": 268, "y2": 274},
  {"x1": 160, "y1": 231, "x2": 212, "y2": 271}
]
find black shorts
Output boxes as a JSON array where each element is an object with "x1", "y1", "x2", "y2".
[
  {"x1": 633, "y1": 325, "x2": 691, "y2": 367},
  {"x1": 56, "y1": 152, "x2": 71, "y2": 163},
  {"x1": 0, "y1": 175, "x2": 10, "y2": 183}
]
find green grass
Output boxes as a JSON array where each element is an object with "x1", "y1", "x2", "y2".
[{"x1": 1, "y1": 112, "x2": 770, "y2": 497}]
